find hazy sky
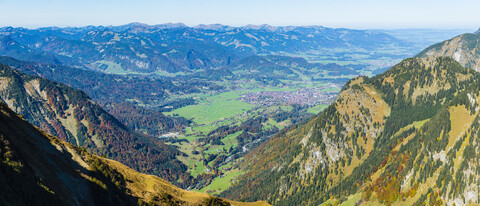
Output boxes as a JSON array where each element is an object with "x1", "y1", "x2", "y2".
[{"x1": 0, "y1": 0, "x2": 478, "y2": 29}]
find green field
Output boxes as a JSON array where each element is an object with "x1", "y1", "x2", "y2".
[
  {"x1": 165, "y1": 91, "x2": 254, "y2": 126},
  {"x1": 308, "y1": 104, "x2": 329, "y2": 114},
  {"x1": 193, "y1": 169, "x2": 245, "y2": 194},
  {"x1": 319, "y1": 193, "x2": 363, "y2": 206}
]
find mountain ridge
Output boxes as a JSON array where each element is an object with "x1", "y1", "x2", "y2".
[
  {"x1": 0, "y1": 23, "x2": 410, "y2": 74},
  {"x1": 416, "y1": 30, "x2": 480, "y2": 71}
]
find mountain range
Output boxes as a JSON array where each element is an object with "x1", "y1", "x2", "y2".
[
  {"x1": 0, "y1": 56, "x2": 219, "y2": 105},
  {"x1": 0, "y1": 23, "x2": 410, "y2": 74}
]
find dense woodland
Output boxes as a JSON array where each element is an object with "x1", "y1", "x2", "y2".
[{"x1": 102, "y1": 102, "x2": 191, "y2": 137}]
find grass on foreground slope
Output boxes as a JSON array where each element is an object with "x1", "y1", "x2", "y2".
[
  {"x1": 102, "y1": 158, "x2": 267, "y2": 206},
  {"x1": 193, "y1": 169, "x2": 245, "y2": 195}
]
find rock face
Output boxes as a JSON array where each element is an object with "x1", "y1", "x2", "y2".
[
  {"x1": 222, "y1": 56, "x2": 480, "y2": 205},
  {"x1": 0, "y1": 101, "x2": 268, "y2": 206},
  {"x1": 416, "y1": 31, "x2": 480, "y2": 71},
  {"x1": 0, "y1": 63, "x2": 190, "y2": 185}
]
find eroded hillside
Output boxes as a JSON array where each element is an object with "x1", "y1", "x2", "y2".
[{"x1": 417, "y1": 31, "x2": 480, "y2": 71}]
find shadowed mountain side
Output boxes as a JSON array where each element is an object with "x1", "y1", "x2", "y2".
[{"x1": 0, "y1": 63, "x2": 190, "y2": 186}]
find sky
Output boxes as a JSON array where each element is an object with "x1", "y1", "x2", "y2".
[{"x1": 0, "y1": 0, "x2": 478, "y2": 29}]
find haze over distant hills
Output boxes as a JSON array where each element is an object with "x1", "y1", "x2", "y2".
[
  {"x1": 378, "y1": 28, "x2": 474, "y2": 51},
  {"x1": 0, "y1": 23, "x2": 412, "y2": 74}
]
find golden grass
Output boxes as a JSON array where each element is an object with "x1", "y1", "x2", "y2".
[
  {"x1": 447, "y1": 105, "x2": 476, "y2": 150},
  {"x1": 102, "y1": 158, "x2": 270, "y2": 205}
]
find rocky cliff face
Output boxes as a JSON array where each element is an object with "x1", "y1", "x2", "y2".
[{"x1": 417, "y1": 31, "x2": 480, "y2": 71}]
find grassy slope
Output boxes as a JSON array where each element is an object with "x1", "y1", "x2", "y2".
[{"x1": 104, "y1": 158, "x2": 267, "y2": 206}]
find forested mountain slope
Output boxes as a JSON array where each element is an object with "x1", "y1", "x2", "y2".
[
  {"x1": 0, "y1": 101, "x2": 268, "y2": 206},
  {"x1": 0, "y1": 64, "x2": 190, "y2": 185},
  {"x1": 222, "y1": 56, "x2": 480, "y2": 205}
]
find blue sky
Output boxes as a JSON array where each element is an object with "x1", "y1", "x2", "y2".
[{"x1": 0, "y1": 0, "x2": 478, "y2": 29}]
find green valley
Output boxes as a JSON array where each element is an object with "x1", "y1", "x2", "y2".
[{"x1": 160, "y1": 80, "x2": 342, "y2": 192}]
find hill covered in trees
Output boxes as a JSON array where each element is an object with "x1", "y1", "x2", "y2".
[
  {"x1": 221, "y1": 56, "x2": 480, "y2": 205},
  {"x1": 0, "y1": 63, "x2": 191, "y2": 185}
]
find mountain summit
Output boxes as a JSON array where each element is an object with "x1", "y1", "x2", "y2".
[{"x1": 417, "y1": 30, "x2": 480, "y2": 71}]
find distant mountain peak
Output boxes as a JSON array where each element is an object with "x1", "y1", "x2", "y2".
[
  {"x1": 0, "y1": 27, "x2": 15, "y2": 35},
  {"x1": 193, "y1": 24, "x2": 233, "y2": 31},
  {"x1": 110, "y1": 22, "x2": 188, "y2": 32},
  {"x1": 125, "y1": 22, "x2": 149, "y2": 27},
  {"x1": 115, "y1": 22, "x2": 152, "y2": 33},
  {"x1": 417, "y1": 30, "x2": 480, "y2": 71},
  {"x1": 153, "y1": 22, "x2": 187, "y2": 29},
  {"x1": 242, "y1": 24, "x2": 278, "y2": 31}
]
